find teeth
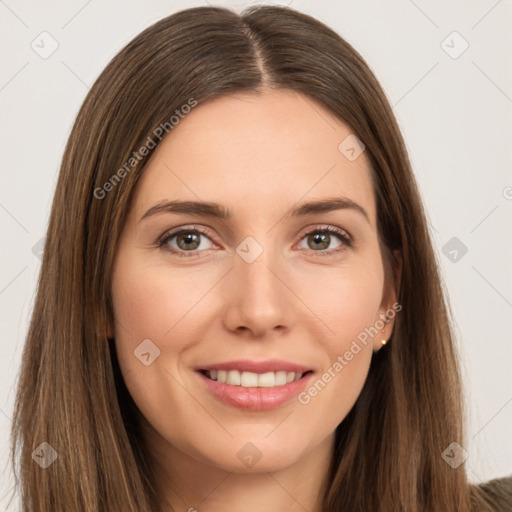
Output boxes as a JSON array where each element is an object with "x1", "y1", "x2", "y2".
[
  {"x1": 275, "y1": 371, "x2": 287, "y2": 386},
  {"x1": 241, "y1": 371, "x2": 258, "y2": 387},
  {"x1": 206, "y1": 370, "x2": 304, "y2": 387},
  {"x1": 258, "y1": 372, "x2": 274, "y2": 387},
  {"x1": 226, "y1": 370, "x2": 241, "y2": 385}
]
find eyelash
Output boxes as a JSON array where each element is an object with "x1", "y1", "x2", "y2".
[{"x1": 156, "y1": 224, "x2": 353, "y2": 259}]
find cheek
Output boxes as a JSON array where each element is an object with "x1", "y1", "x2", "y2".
[
  {"x1": 110, "y1": 257, "x2": 212, "y2": 353},
  {"x1": 295, "y1": 259, "x2": 383, "y2": 423},
  {"x1": 298, "y1": 254, "x2": 384, "y2": 346},
  {"x1": 109, "y1": 254, "x2": 221, "y2": 412},
  {"x1": 112, "y1": 275, "x2": 173, "y2": 341}
]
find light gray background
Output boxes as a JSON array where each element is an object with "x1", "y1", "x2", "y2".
[{"x1": 1, "y1": 0, "x2": 511, "y2": 507}]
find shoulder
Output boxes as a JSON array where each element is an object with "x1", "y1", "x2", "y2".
[{"x1": 473, "y1": 475, "x2": 512, "y2": 511}]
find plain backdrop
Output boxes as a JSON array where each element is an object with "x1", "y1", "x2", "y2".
[{"x1": 1, "y1": 0, "x2": 511, "y2": 507}]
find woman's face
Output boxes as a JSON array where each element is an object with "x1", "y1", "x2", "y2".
[{"x1": 110, "y1": 89, "x2": 399, "y2": 475}]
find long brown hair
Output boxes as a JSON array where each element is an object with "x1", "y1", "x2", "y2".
[{"x1": 10, "y1": 5, "x2": 506, "y2": 511}]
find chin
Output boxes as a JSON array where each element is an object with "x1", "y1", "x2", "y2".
[{"x1": 195, "y1": 434, "x2": 313, "y2": 474}]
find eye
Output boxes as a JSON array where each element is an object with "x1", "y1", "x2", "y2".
[
  {"x1": 157, "y1": 226, "x2": 216, "y2": 258},
  {"x1": 296, "y1": 226, "x2": 352, "y2": 256}
]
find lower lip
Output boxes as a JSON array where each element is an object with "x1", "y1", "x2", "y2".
[{"x1": 197, "y1": 371, "x2": 314, "y2": 411}]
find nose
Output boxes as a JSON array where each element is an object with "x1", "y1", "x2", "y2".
[{"x1": 220, "y1": 244, "x2": 292, "y2": 339}]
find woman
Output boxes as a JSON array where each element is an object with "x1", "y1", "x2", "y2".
[{"x1": 10, "y1": 5, "x2": 512, "y2": 511}]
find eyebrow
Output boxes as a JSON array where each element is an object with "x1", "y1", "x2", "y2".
[{"x1": 139, "y1": 197, "x2": 370, "y2": 224}]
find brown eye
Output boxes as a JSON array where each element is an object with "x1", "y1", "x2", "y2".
[
  {"x1": 158, "y1": 227, "x2": 216, "y2": 258},
  {"x1": 297, "y1": 227, "x2": 352, "y2": 256},
  {"x1": 175, "y1": 231, "x2": 202, "y2": 251},
  {"x1": 306, "y1": 232, "x2": 332, "y2": 250}
]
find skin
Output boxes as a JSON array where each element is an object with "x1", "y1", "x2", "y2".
[{"x1": 109, "y1": 89, "x2": 401, "y2": 512}]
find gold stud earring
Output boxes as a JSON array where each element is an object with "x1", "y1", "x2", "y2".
[{"x1": 381, "y1": 339, "x2": 387, "y2": 346}]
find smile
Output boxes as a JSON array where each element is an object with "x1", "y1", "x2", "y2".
[{"x1": 196, "y1": 360, "x2": 315, "y2": 410}]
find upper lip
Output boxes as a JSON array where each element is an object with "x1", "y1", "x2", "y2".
[{"x1": 197, "y1": 359, "x2": 313, "y2": 374}]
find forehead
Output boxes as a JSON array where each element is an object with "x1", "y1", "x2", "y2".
[{"x1": 132, "y1": 89, "x2": 376, "y2": 227}]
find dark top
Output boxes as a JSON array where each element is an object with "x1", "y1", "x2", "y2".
[{"x1": 477, "y1": 475, "x2": 512, "y2": 511}]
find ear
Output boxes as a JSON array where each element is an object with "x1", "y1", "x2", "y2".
[{"x1": 372, "y1": 249, "x2": 402, "y2": 351}]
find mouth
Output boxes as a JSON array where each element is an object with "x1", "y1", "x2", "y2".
[{"x1": 195, "y1": 360, "x2": 314, "y2": 410}]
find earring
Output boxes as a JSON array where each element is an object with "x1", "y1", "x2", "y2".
[{"x1": 381, "y1": 339, "x2": 388, "y2": 347}]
